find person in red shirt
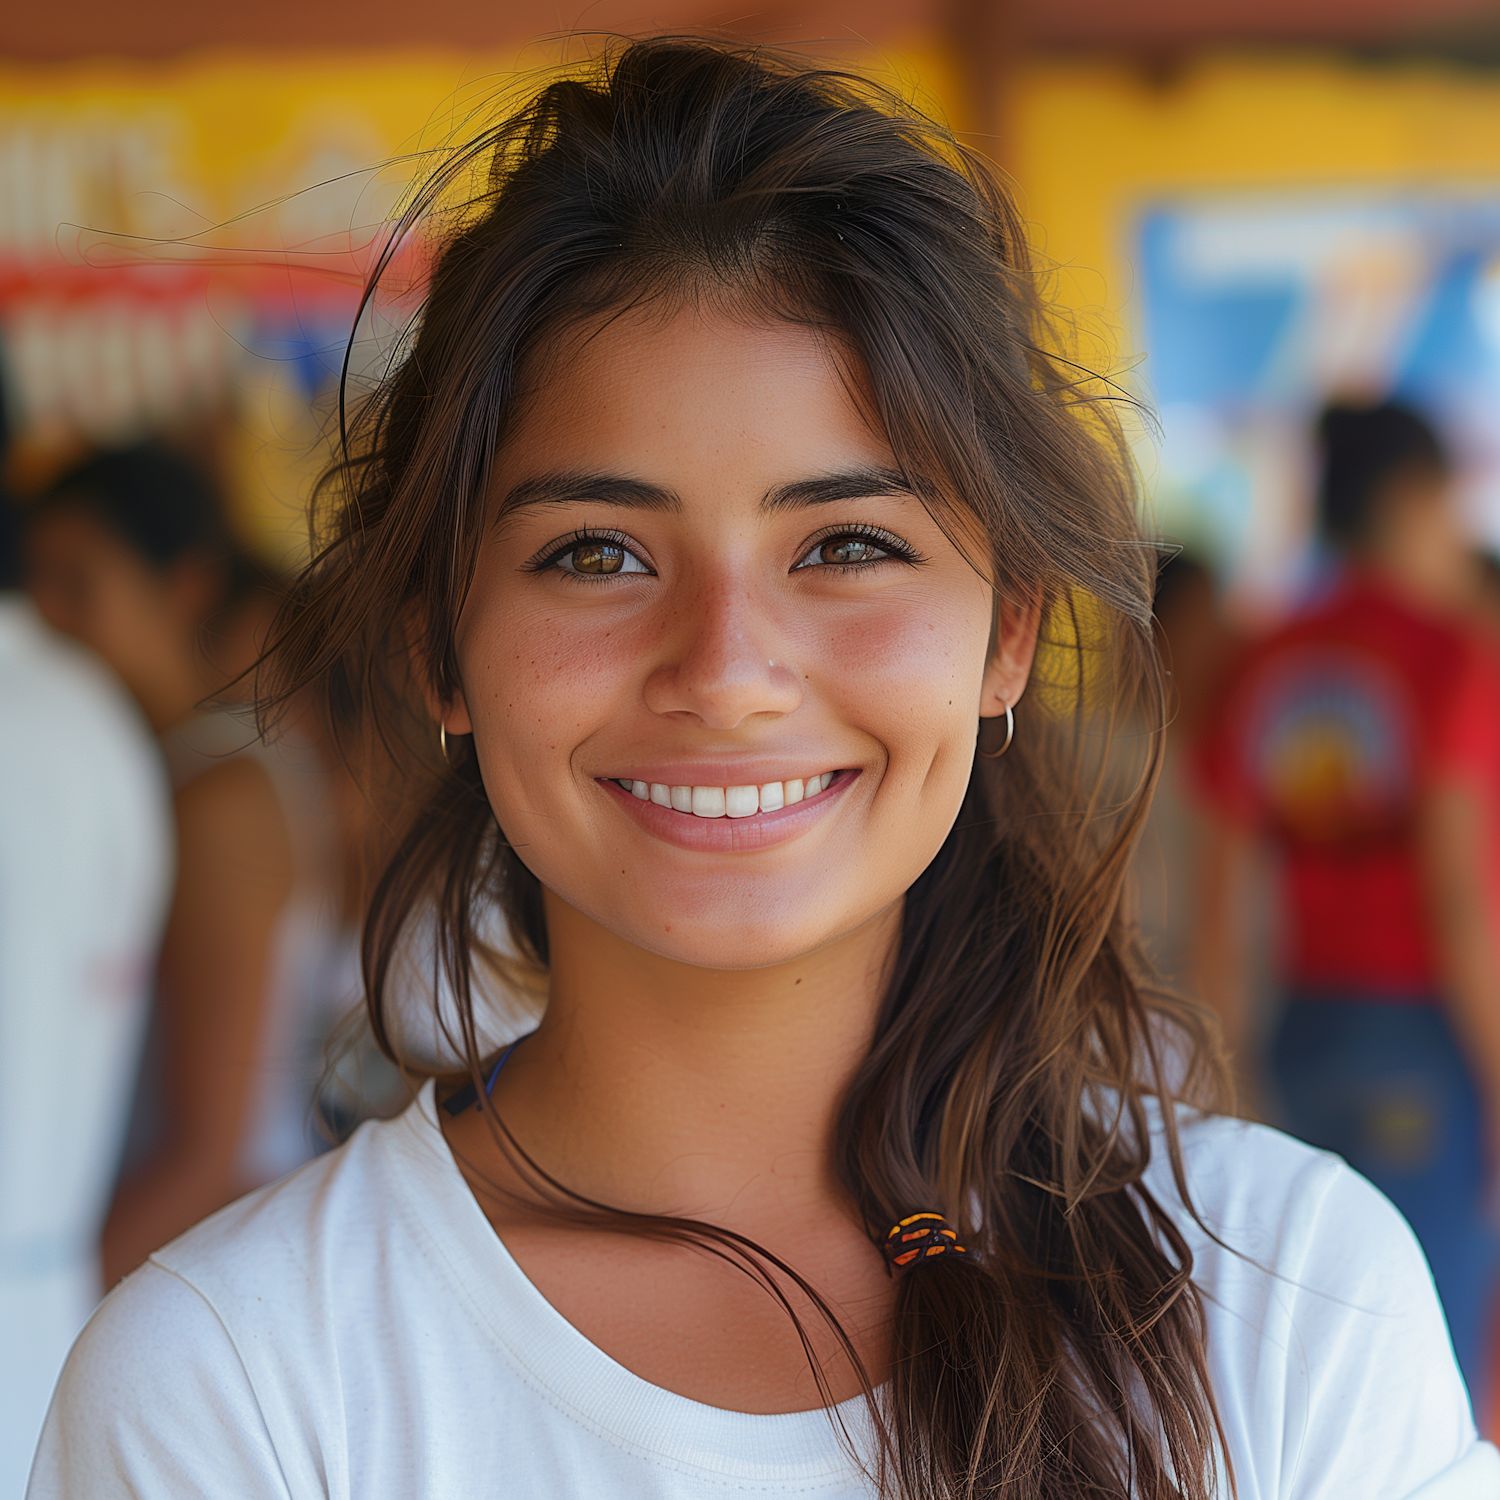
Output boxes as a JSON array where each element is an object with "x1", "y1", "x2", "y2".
[{"x1": 1194, "y1": 400, "x2": 1500, "y2": 1404}]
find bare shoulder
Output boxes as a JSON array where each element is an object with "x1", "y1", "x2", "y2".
[{"x1": 173, "y1": 755, "x2": 294, "y2": 885}]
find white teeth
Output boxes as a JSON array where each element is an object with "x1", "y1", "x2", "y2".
[
  {"x1": 725, "y1": 785, "x2": 758, "y2": 818},
  {"x1": 619, "y1": 774, "x2": 840, "y2": 816},
  {"x1": 691, "y1": 786, "x2": 727, "y2": 818}
]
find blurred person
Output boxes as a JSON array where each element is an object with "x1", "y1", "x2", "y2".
[
  {"x1": 24, "y1": 444, "x2": 348, "y2": 1287},
  {"x1": 203, "y1": 551, "x2": 288, "y2": 702},
  {"x1": 1131, "y1": 554, "x2": 1279, "y2": 1119},
  {"x1": 1192, "y1": 400, "x2": 1500, "y2": 1403},
  {"x1": 1133, "y1": 553, "x2": 1243, "y2": 989},
  {"x1": 0, "y1": 480, "x2": 171, "y2": 1491}
]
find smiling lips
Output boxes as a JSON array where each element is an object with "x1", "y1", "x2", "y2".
[{"x1": 611, "y1": 773, "x2": 838, "y2": 818}]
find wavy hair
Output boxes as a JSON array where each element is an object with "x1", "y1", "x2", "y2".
[{"x1": 264, "y1": 36, "x2": 1230, "y2": 1500}]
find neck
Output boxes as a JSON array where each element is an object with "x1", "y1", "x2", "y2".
[{"x1": 491, "y1": 889, "x2": 900, "y2": 1230}]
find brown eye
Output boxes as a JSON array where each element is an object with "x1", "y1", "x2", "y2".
[
  {"x1": 819, "y1": 537, "x2": 886, "y2": 566},
  {"x1": 571, "y1": 542, "x2": 626, "y2": 574},
  {"x1": 539, "y1": 533, "x2": 649, "y2": 578},
  {"x1": 792, "y1": 527, "x2": 913, "y2": 573}
]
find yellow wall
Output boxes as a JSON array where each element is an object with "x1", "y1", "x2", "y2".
[
  {"x1": 1011, "y1": 52, "x2": 1500, "y2": 342},
  {"x1": 0, "y1": 39, "x2": 965, "y2": 244}
]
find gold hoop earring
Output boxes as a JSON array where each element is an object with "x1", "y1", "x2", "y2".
[
  {"x1": 977, "y1": 700, "x2": 1014, "y2": 759},
  {"x1": 438, "y1": 723, "x2": 448, "y2": 760}
]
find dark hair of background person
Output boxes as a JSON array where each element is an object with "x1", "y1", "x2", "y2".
[
  {"x1": 1153, "y1": 551, "x2": 1211, "y2": 621},
  {"x1": 39, "y1": 441, "x2": 229, "y2": 569},
  {"x1": 0, "y1": 498, "x2": 19, "y2": 591},
  {"x1": 36, "y1": 440, "x2": 276, "y2": 639},
  {"x1": 1316, "y1": 400, "x2": 1448, "y2": 551},
  {"x1": 260, "y1": 38, "x2": 1229, "y2": 1500}
]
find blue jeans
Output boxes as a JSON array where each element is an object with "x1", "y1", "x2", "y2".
[{"x1": 1271, "y1": 996, "x2": 1499, "y2": 1407}]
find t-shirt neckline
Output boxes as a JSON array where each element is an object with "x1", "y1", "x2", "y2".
[{"x1": 392, "y1": 1080, "x2": 874, "y2": 1490}]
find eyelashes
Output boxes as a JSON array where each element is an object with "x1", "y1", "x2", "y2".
[
  {"x1": 524, "y1": 521, "x2": 925, "y2": 581},
  {"x1": 524, "y1": 528, "x2": 649, "y2": 579},
  {"x1": 792, "y1": 521, "x2": 923, "y2": 572}
]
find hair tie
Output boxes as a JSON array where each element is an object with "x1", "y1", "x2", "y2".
[{"x1": 883, "y1": 1212, "x2": 967, "y2": 1268}]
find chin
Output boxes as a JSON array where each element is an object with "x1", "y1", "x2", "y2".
[
  {"x1": 594, "y1": 885, "x2": 863, "y2": 972},
  {"x1": 617, "y1": 902, "x2": 830, "y2": 970},
  {"x1": 638, "y1": 928, "x2": 818, "y2": 972}
]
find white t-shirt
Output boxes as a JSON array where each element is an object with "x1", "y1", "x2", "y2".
[
  {"x1": 0, "y1": 598, "x2": 172, "y2": 1499},
  {"x1": 27, "y1": 1084, "x2": 1500, "y2": 1499}
]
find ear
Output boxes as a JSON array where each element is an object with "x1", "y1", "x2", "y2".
[
  {"x1": 979, "y1": 590, "x2": 1041, "y2": 718},
  {"x1": 403, "y1": 604, "x2": 473, "y2": 736}
]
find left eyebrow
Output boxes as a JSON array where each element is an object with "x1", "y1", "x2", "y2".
[{"x1": 760, "y1": 467, "x2": 918, "y2": 512}]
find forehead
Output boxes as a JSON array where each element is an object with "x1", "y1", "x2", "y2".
[{"x1": 496, "y1": 306, "x2": 892, "y2": 486}]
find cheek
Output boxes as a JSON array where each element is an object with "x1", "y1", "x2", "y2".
[
  {"x1": 458, "y1": 596, "x2": 636, "y2": 790},
  {"x1": 100, "y1": 577, "x2": 180, "y2": 661},
  {"x1": 823, "y1": 590, "x2": 990, "y2": 753},
  {"x1": 49, "y1": 571, "x2": 119, "y2": 649}
]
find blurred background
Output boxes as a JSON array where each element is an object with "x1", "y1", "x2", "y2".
[
  {"x1": 8, "y1": 0, "x2": 1500, "y2": 1489},
  {"x1": 9, "y1": 0, "x2": 1500, "y2": 593}
]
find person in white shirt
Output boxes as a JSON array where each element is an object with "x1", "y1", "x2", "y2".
[
  {"x1": 0, "y1": 495, "x2": 171, "y2": 1497},
  {"x1": 28, "y1": 38, "x2": 1500, "y2": 1499}
]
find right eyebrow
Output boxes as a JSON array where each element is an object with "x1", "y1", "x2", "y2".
[{"x1": 498, "y1": 472, "x2": 682, "y2": 517}]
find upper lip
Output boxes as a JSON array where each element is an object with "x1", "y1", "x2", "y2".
[{"x1": 597, "y1": 760, "x2": 847, "y2": 786}]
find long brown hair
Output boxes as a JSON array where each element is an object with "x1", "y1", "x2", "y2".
[{"x1": 265, "y1": 37, "x2": 1230, "y2": 1499}]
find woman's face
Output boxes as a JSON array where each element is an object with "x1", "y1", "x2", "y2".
[{"x1": 446, "y1": 306, "x2": 1035, "y2": 970}]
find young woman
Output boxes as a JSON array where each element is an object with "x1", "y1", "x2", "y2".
[{"x1": 28, "y1": 39, "x2": 1494, "y2": 1500}]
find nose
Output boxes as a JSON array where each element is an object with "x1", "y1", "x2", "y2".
[{"x1": 642, "y1": 574, "x2": 803, "y2": 729}]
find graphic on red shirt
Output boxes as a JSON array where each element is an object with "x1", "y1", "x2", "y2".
[{"x1": 1245, "y1": 647, "x2": 1411, "y2": 845}]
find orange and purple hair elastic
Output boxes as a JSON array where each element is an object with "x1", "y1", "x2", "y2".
[{"x1": 882, "y1": 1212, "x2": 967, "y2": 1269}]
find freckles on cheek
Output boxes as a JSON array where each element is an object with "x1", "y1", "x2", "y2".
[
  {"x1": 471, "y1": 605, "x2": 635, "y2": 740},
  {"x1": 827, "y1": 601, "x2": 985, "y2": 713}
]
